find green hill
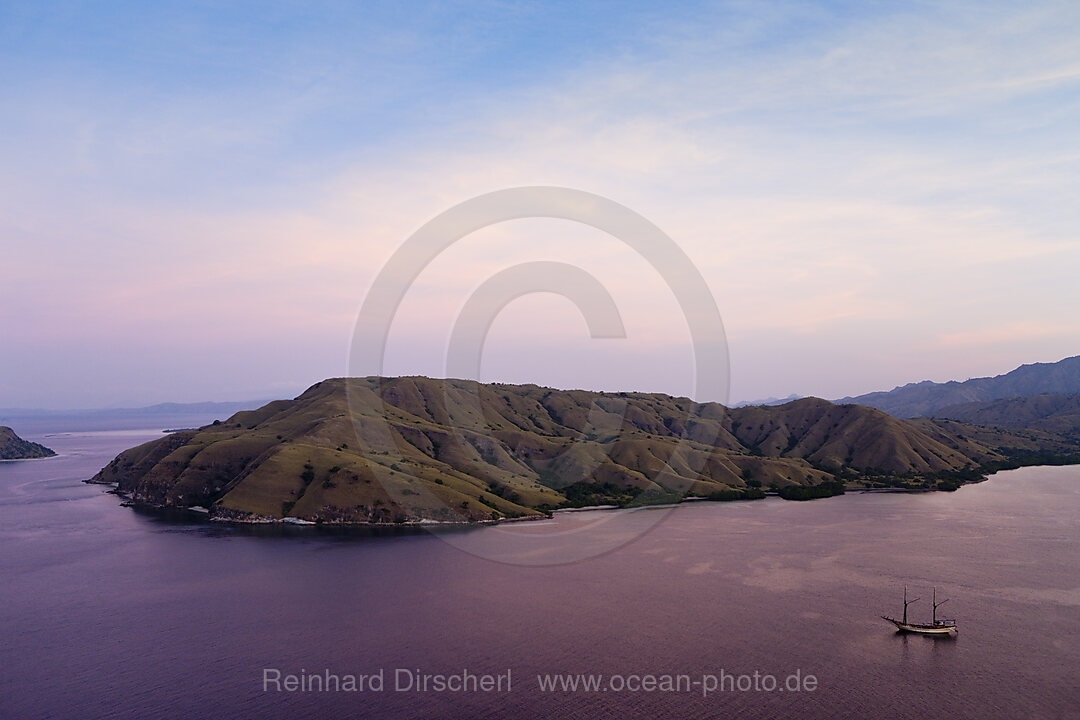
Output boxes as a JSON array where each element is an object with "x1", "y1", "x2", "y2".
[
  {"x1": 88, "y1": 377, "x2": 1080, "y2": 524},
  {"x1": 0, "y1": 426, "x2": 56, "y2": 459}
]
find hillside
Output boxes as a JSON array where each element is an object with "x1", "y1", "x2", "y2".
[
  {"x1": 839, "y1": 355, "x2": 1080, "y2": 418},
  {"x1": 933, "y1": 393, "x2": 1080, "y2": 440},
  {"x1": 88, "y1": 377, "x2": 1078, "y2": 524},
  {"x1": 0, "y1": 426, "x2": 56, "y2": 459}
]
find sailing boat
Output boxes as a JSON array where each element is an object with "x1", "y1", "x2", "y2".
[{"x1": 882, "y1": 587, "x2": 957, "y2": 635}]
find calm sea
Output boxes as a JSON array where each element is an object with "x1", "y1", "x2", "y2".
[{"x1": 1, "y1": 416, "x2": 1078, "y2": 719}]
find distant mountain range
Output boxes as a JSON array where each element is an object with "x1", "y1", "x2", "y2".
[
  {"x1": 0, "y1": 400, "x2": 271, "y2": 419},
  {"x1": 733, "y1": 394, "x2": 804, "y2": 408},
  {"x1": 932, "y1": 393, "x2": 1080, "y2": 440},
  {"x1": 839, "y1": 355, "x2": 1080, "y2": 418},
  {"x1": 0, "y1": 399, "x2": 276, "y2": 434},
  {"x1": 89, "y1": 377, "x2": 1080, "y2": 525}
]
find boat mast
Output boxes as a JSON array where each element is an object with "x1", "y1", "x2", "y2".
[
  {"x1": 903, "y1": 586, "x2": 920, "y2": 625},
  {"x1": 933, "y1": 587, "x2": 949, "y2": 624}
]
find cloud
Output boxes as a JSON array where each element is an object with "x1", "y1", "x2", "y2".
[
  {"x1": 937, "y1": 321, "x2": 1080, "y2": 349},
  {"x1": 3, "y1": 1, "x2": 1079, "y2": 406}
]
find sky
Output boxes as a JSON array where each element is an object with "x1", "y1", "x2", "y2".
[{"x1": 2, "y1": 0, "x2": 1079, "y2": 409}]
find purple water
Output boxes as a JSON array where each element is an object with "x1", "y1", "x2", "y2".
[{"x1": 1, "y1": 418, "x2": 1078, "y2": 719}]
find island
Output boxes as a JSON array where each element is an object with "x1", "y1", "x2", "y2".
[
  {"x1": 88, "y1": 377, "x2": 1080, "y2": 524},
  {"x1": 0, "y1": 426, "x2": 56, "y2": 460}
]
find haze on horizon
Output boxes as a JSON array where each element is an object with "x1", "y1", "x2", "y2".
[{"x1": 2, "y1": 1, "x2": 1079, "y2": 410}]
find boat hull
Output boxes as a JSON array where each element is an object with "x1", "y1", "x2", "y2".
[{"x1": 881, "y1": 616, "x2": 957, "y2": 635}]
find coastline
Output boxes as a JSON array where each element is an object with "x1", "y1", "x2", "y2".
[
  {"x1": 100, "y1": 484, "x2": 553, "y2": 528},
  {"x1": 87, "y1": 469, "x2": 1010, "y2": 530},
  {"x1": 0, "y1": 454, "x2": 58, "y2": 463}
]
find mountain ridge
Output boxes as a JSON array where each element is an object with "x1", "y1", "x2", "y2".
[
  {"x1": 933, "y1": 393, "x2": 1080, "y2": 440},
  {"x1": 839, "y1": 355, "x2": 1080, "y2": 418},
  {"x1": 88, "y1": 377, "x2": 1078, "y2": 525}
]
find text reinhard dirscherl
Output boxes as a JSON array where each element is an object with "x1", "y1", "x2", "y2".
[
  {"x1": 261, "y1": 668, "x2": 818, "y2": 698},
  {"x1": 263, "y1": 668, "x2": 511, "y2": 694}
]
